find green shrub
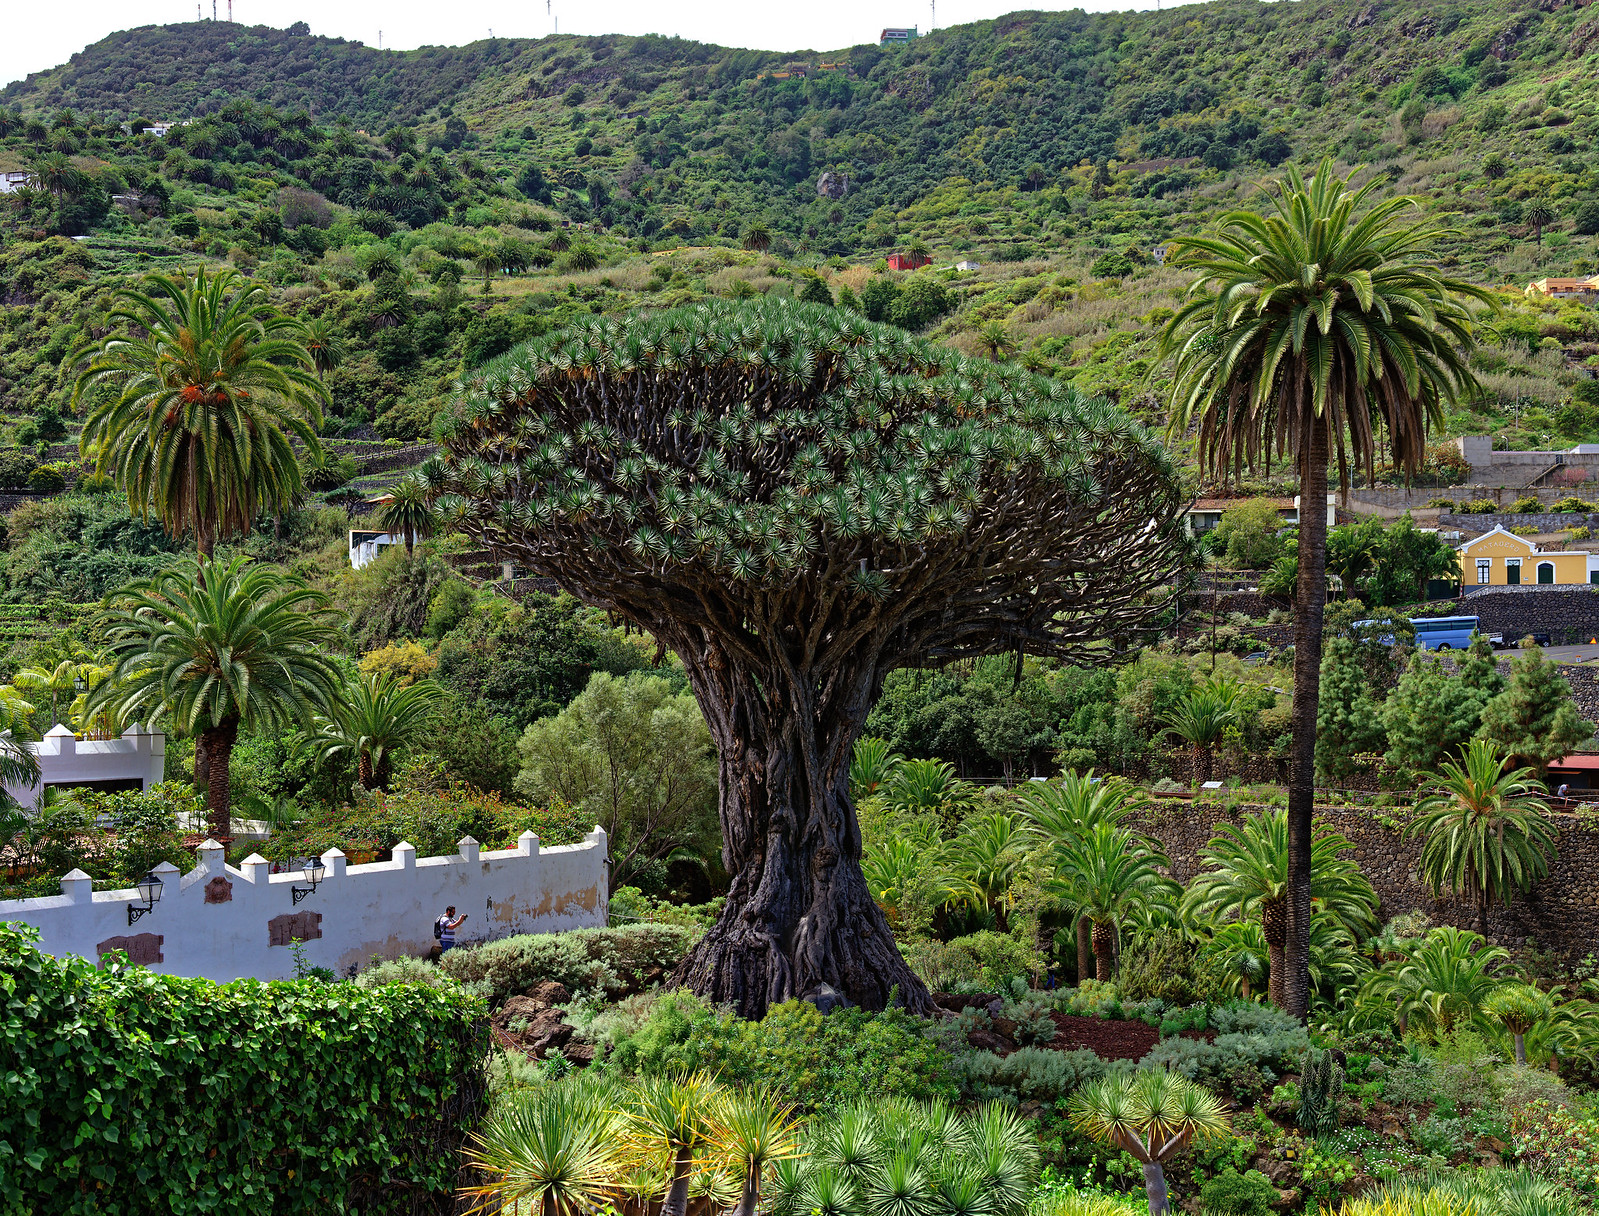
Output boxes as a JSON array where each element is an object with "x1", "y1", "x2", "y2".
[
  {"x1": 1460, "y1": 498, "x2": 1499, "y2": 513},
  {"x1": 1138, "y1": 1025, "x2": 1311, "y2": 1098},
  {"x1": 354, "y1": 955, "x2": 459, "y2": 990},
  {"x1": 1298, "y1": 1047, "x2": 1345, "y2": 1135},
  {"x1": 438, "y1": 923, "x2": 696, "y2": 1003},
  {"x1": 954, "y1": 1045, "x2": 1110, "y2": 1100},
  {"x1": 1511, "y1": 496, "x2": 1543, "y2": 514},
  {"x1": 1118, "y1": 929, "x2": 1203, "y2": 1003},
  {"x1": 1551, "y1": 497, "x2": 1595, "y2": 514},
  {"x1": 0, "y1": 922, "x2": 488, "y2": 1214},
  {"x1": 601, "y1": 990, "x2": 957, "y2": 1109},
  {"x1": 1199, "y1": 1167, "x2": 1279, "y2": 1216},
  {"x1": 26, "y1": 465, "x2": 66, "y2": 494},
  {"x1": 907, "y1": 930, "x2": 1040, "y2": 991}
]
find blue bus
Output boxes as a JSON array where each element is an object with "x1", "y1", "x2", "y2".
[{"x1": 1351, "y1": 615, "x2": 1482, "y2": 651}]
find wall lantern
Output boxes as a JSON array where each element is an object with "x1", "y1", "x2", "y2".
[
  {"x1": 128, "y1": 870, "x2": 163, "y2": 925},
  {"x1": 292, "y1": 855, "x2": 326, "y2": 905}
]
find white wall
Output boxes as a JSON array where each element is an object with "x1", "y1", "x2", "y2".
[
  {"x1": 0, "y1": 828, "x2": 609, "y2": 981},
  {"x1": 2, "y1": 724, "x2": 166, "y2": 807}
]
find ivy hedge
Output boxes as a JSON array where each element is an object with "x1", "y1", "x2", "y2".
[{"x1": 0, "y1": 923, "x2": 489, "y2": 1215}]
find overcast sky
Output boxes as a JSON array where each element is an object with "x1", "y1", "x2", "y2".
[{"x1": 3, "y1": 0, "x2": 1208, "y2": 92}]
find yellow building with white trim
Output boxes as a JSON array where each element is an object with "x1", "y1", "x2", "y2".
[{"x1": 1457, "y1": 526, "x2": 1599, "y2": 587}]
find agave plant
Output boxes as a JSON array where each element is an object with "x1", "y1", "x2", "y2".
[{"x1": 1067, "y1": 1071, "x2": 1230, "y2": 1216}]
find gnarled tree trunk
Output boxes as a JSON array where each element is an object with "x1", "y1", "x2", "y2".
[{"x1": 673, "y1": 649, "x2": 929, "y2": 1017}]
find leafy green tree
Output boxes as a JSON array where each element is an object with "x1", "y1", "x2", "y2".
[
  {"x1": 1162, "y1": 160, "x2": 1491, "y2": 1019},
  {"x1": 441, "y1": 298, "x2": 1186, "y2": 1016},
  {"x1": 1407, "y1": 738, "x2": 1557, "y2": 924},
  {"x1": 1314, "y1": 637, "x2": 1385, "y2": 784},
  {"x1": 1477, "y1": 649, "x2": 1593, "y2": 775},
  {"x1": 1365, "y1": 514, "x2": 1460, "y2": 605},
  {"x1": 1210, "y1": 498, "x2": 1284, "y2": 569},
  {"x1": 1069, "y1": 1072, "x2": 1231, "y2": 1216},
  {"x1": 516, "y1": 671, "x2": 719, "y2": 891},
  {"x1": 90, "y1": 556, "x2": 343, "y2": 839},
  {"x1": 1381, "y1": 653, "x2": 1491, "y2": 773},
  {"x1": 313, "y1": 672, "x2": 446, "y2": 789},
  {"x1": 1457, "y1": 632, "x2": 1506, "y2": 702},
  {"x1": 72, "y1": 268, "x2": 326, "y2": 556},
  {"x1": 798, "y1": 275, "x2": 833, "y2": 306},
  {"x1": 1184, "y1": 809, "x2": 1377, "y2": 1009}
]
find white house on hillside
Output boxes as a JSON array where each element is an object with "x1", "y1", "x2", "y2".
[{"x1": 2, "y1": 724, "x2": 166, "y2": 808}]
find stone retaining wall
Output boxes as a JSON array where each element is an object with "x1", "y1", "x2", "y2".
[
  {"x1": 1130, "y1": 801, "x2": 1599, "y2": 955},
  {"x1": 1442, "y1": 512, "x2": 1599, "y2": 534}
]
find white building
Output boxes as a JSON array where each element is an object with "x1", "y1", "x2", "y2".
[
  {"x1": 2, "y1": 724, "x2": 166, "y2": 807},
  {"x1": 956, "y1": 260, "x2": 981, "y2": 271},
  {"x1": 348, "y1": 528, "x2": 400, "y2": 569},
  {"x1": 0, "y1": 171, "x2": 32, "y2": 195}
]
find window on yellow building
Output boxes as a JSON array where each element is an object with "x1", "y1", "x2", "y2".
[{"x1": 1477, "y1": 559, "x2": 1491, "y2": 584}]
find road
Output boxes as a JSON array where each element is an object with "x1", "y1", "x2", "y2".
[{"x1": 1492, "y1": 643, "x2": 1599, "y2": 665}]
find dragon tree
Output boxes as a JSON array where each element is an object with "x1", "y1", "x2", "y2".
[{"x1": 437, "y1": 299, "x2": 1189, "y2": 1018}]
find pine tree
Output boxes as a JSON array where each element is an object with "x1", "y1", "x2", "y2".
[
  {"x1": 1382, "y1": 653, "x2": 1488, "y2": 773},
  {"x1": 1477, "y1": 649, "x2": 1593, "y2": 775},
  {"x1": 1457, "y1": 632, "x2": 1507, "y2": 701},
  {"x1": 1315, "y1": 637, "x2": 1385, "y2": 784}
]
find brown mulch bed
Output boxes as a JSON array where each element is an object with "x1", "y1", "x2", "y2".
[{"x1": 931, "y1": 992, "x2": 1215, "y2": 1062}]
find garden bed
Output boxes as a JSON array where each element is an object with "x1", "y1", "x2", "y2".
[{"x1": 1043, "y1": 1012, "x2": 1214, "y2": 1061}]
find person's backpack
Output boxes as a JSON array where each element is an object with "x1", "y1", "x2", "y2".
[{"x1": 434, "y1": 916, "x2": 446, "y2": 940}]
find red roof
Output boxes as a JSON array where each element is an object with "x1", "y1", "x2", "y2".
[{"x1": 1548, "y1": 755, "x2": 1599, "y2": 771}]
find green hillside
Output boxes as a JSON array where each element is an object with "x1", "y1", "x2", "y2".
[{"x1": 0, "y1": 0, "x2": 1595, "y2": 491}]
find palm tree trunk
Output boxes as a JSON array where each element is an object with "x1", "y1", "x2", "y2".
[
  {"x1": 1284, "y1": 410, "x2": 1329, "y2": 1023},
  {"x1": 1091, "y1": 919, "x2": 1115, "y2": 981},
  {"x1": 1077, "y1": 914, "x2": 1093, "y2": 985},
  {"x1": 1262, "y1": 895, "x2": 1287, "y2": 1010},
  {"x1": 358, "y1": 753, "x2": 375, "y2": 789},
  {"x1": 661, "y1": 1149, "x2": 694, "y2": 1216},
  {"x1": 1140, "y1": 1160, "x2": 1171, "y2": 1216},
  {"x1": 201, "y1": 717, "x2": 240, "y2": 840}
]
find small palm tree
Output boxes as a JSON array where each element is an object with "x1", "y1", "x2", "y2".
[
  {"x1": 742, "y1": 224, "x2": 773, "y2": 253},
  {"x1": 1406, "y1": 737, "x2": 1557, "y2": 926},
  {"x1": 620, "y1": 1073, "x2": 728, "y2": 1216},
  {"x1": 13, "y1": 657, "x2": 93, "y2": 728},
  {"x1": 299, "y1": 316, "x2": 347, "y2": 379},
  {"x1": 1068, "y1": 1071, "x2": 1231, "y2": 1216},
  {"x1": 314, "y1": 671, "x2": 445, "y2": 789},
  {"x1": 90, "y1": 555, "x2": 343, "y2": 839},
  {"x1": 948, "y1": 812, "x2": 1026, "y2": 926},
  {"x1": 1523, "y1": 200, "x2": 1556, "y2": 247},
  {"x1": 375, "y1": 473, "x2": 438, "y2": 556},
  {"x1": 977, "y1": 322, "x2": 1016, "y2": 361},
  {"x1": 1051, "y1": 822, "x2": 1176, "y2": 980},
  {"x1": 883, "y1": 758, "x2": 976, "y2": 825},
  {"x1": 713, "y1": 1088, "x2": 803, "y2": 1216},
  {"x1": 1486, "y1": 983, "x2": 1551, "y2": 1066},
  {"x1": 1160, "y1": 676, "x2": 1243, "y2": 782},
  {"x1": 475, "y1": 246, "x2": 501, "y2": 294},
  {"x1": 1161, "y1": 158, "x2": 1493, "y2": 1017},
  {"x1": 1184, "y1": 809, "x2": 1376, "y2": 1009},
  {"x1": 72, "y1": 267, "x2": 326, "y2": 556},
  {"x1": 1356, "y1": 926, "x2": 1507, "y2": 1038},
  {"x1": 1203, "y1": 919, "x2": 1269, "y2": 1001},
  {"x1": 849, "y1": 736, "x2": 904, "y2": 799},
  {"x1": 1019, "y1": 770, "x2": 1145, "y2": 982},
  {"x1": 464, "y1": 1076, "x2": 622, "y2": 1216},
  {"x1": 905, "y1": 238, "x2": 931, "y2": 262}
]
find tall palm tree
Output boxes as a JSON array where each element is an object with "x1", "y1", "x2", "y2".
[
  {"x1": 71, "y1": 267, "x2": 327, "y2": 557},
  {"x1": 1184, "y1": 808, "x2": 1376, "y2": 1010},
  {"x1": 313, "y1": 671, "x2": 445, "y2": 789},
  {"x1": 1160, "y1": 676, "x2": 1244, "y2": 782},
  {"x1": 1522, "y1": 200, "x2": 1556, "y2": 247},
  {"x1": 1406, "y1": 737, "x2": 1557, "y2": 927},
  {"x1": 89, "y1": 555, "x2": 343, "y2": 839},
  {"x1": 1018, "y1": 770, "x2": 1145, "y2": 983},
  {"x1": 1068, "y1": 1071, "x2": 1230, "y2": 1216},
  {"x1": 299, "y1": 316, "x2": 347, "y2": 380},
  {"x1": 13, "y1": 656, "x2": 94, "y2": 728},
  {"x1": 1160, "y1": 158, "x2": 1493, "y2": 1019},
  {"x1": 375, "y1": 473, "x2": 438, "y2": 556},
  {"x1": 28, "y1": 150, "x2": 84, "y2": 205},
  {"x1": 1050, "y1": 821, "x2": 1176, "y2": 980}
]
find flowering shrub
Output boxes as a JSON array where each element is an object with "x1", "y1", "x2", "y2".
[{"x1": 1512, "y1": 1100, "x2": 1599, "y2": 1196}]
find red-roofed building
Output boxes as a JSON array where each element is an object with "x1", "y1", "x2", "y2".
[{"x1": 886, "y1": 251, "x2": 932, "y2": 271}]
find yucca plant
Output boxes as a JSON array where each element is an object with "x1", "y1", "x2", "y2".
[
  {"x1": 1067, "y1": 1071, "x2": 1231, "y2": 1216},
  {"x1": 440, "y1": 297, "x2": 1189, "y2": 1016},
  {"x1": 619, "y1": 1072, "x2": 728, "y2": 1216},
  {"x1": 463, "y1": 1077, "x2": 623, "y2": 1216},
  {"x1": 713, "y1": 1087, "x2": 803, "y2": 1216}
]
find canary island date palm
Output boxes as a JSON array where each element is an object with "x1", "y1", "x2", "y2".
[
  {"x1": 89, "y1": 555, "x2": 343, "y2": 839},
  {"x1": 1068, "y1": 1071, "x2": 1231, "y2": 1216},
  {"x1": 1159, "y1": 676, "x2": 1243, "y2": 783},
  {"x1": 1183, "y1": 808, "x2": 1377, "y2": 1010},
  {"x1": 1018, "y1": 770, "x2": 1145, "y2": 983},
  {"x1": 313, "y1": 671, "x2": 446, "y2": 789},
  {"x1": 71, "y1": 267, "x2": 326, "y2": 556},
  {"x1": 1355, "y1": 926, "x2": 1507, "y2": 1038},
  {"x1": 1407, "y1": 737, "x2": 1558, "y2": 927},
  {"x1": 438, "y1": 297, "x2": 1189, "y2": 1017},
  {"x1": 1161, "y1": 159, "x2": 1493, "y2": 1019}
]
